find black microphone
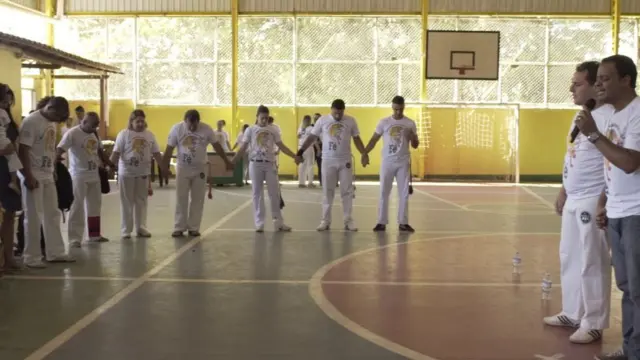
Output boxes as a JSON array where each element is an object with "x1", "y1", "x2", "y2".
[{"x1": 570, "y1": 99, "x2": 596, "y2": 143}]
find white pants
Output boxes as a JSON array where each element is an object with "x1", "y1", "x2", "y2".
[
  {"x1": 560, "y1": 195, "x2": 611, "y2": 330},
  {"x1": 174, "y1": 168, "x2": 207, "y2": 232},
  {"x1": 321, "y1": 159, "x2": 354, "y2": 224},
  {"x1": 242, "y1": 153, "x2": 250, "y2": 182},
  {"x1": 249, "y1": 161, "x2": 283, "y2": 228},
  {"x1": 68, "y1": 179, "x2": 102, "y2": 242},
  {"x1": 119, "y1": 176, "x2": 149, "y2": 236},
  {"x1": 298, "y1": 147, "x2": 315, "y2": 185},
  {"x1": 378, "y1": 160, "x2": 410, "y2": 225},
  {"x1": 21, "y1": 179, "x2": 66, "y2": 264}
]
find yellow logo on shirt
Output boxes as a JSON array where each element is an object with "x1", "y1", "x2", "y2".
[
  {"x1": 328, "y1": 123, "x2": 344, "y2": 144},
  {"x1": 43, "y1": 127, "x2": 56, "y2": 152},
  {"x1": 131, "y1": 137, "x2": 148, "y2": 155},
  {"x1": 84, "y1": 137, "x2": 98, "y2": 156},
  {"x1": 181, "y1": 135, "x2": 198, "y2": 155}
]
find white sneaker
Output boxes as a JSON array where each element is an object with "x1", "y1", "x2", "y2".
[
  {"x1": 344, "y1": 221, "x2": 358, "y2": 232},
  {"x1": 25, "y1": 259, "x2": 47, "y2": 269},
  {"x1": 594, "y1": 348, "x2": 626, "y2": 360},
  {"x1": 570, "y1": 328, "x2": 602, "y2": 344},
  {"x1": 69, "y1": 240, "x2": 82, "y2": 248},
  {"x1": 316, "y1": 222, "x2": 330, "y2": 231},
  {"x1": 276, "y1": 224, "x2": 292, "y2": 232},
  {"x1": 256, "y1": 226, "x2": 264, "y2": 233},
  {"x1": 543, "y1": 314, "x2": 579, "y2": 328},
  {"x1": 46, "y1": 254, "x2": 76, "y2": 263},
  {"x1": 137, "y1": 228, "x2": 152, "y2": 237}
]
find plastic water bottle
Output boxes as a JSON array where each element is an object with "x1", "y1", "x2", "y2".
[
  {"x1": 541, "y1": 273, "x2": 552, "y2": 300},
  {"x1": 512, "y1": 252, "x2": 522, "y2": 274}
]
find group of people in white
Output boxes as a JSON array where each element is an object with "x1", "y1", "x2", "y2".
[{"x1": 549, "y1": 54, "x2": 640, "y2": 360}]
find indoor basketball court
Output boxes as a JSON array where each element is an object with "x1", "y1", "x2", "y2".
[
  {"x1": 0, "y1": 0, "x2": 636, "y2": 359},
  {"x1": 0, "y1": 182, "x2": 623, "y2": 360}
]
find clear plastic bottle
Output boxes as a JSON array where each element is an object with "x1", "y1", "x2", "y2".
[
  {"x1": 512, "y1": 252, "x2": 522, "y2": 274},
  {"x1": 541, "y1": 273, "x2": 552, "y2": 300}
]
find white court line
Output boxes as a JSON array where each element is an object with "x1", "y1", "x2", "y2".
[
  {"x1": 24, "y1": 198, "x2": 253, "y2": 360},
  {"x1": 308, "y1": 232, "x2": 561, "y2": 360},
  {"x1": 215, "y1": 228, "x2": 560, "y2": 235},
  {"x1": 411, "y1": 187, "x2": 469, "y2": 210},
  {"x1": 4, "y1": 275, "x2": 135, "y2": 281},
  {"x1": 521, "y1": 186, "x2": 556, "y2": 210},
  {"x1": 1, "y1": 276, "x2": 559, "y2": 287}
]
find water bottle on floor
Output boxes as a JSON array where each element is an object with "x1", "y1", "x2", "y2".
[
  {"x1": 512, "y1": 252, "x2": 522, "y2": 274},
  {"x1": 541, "y1": 273, "x2": 552, "y2": 300}
]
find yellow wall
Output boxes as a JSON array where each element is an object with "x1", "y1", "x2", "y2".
[
  {"x1": 0, "y1": 49, "x2": 23, "y2": 122},
  {"x1": 67, "y1": 99, "x2": 575, "y2": 179}
]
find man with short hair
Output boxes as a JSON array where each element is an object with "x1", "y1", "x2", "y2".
[
  {"x1": 18, "y1": 97, "x2": 75, "y2": 268},
  {"x1": 214, "y1": 119, "x2": 231, "y2": 152},
  {"x1": 297, "y1": 99, "x2": 368, "y2": 231},
  {"x1": 57, "y1": 112, "x2": 110, "y2": 247},
  {"x1": 574, "y1": 54, "x2": 640, "y2": 360},
  {"x1": 163, "y1": 110, "x2": 233, "y2": 237},
  {"x1": 542, "y1": 61, "x2": 613, "y2": 345},
  {"x1": 364, "y1": 96, "x2": 419, "y2": 233}
]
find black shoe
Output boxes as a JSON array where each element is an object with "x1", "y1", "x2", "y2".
[
  {"x1": 188, "y1": 231, "x2": 201, "y2": 237},
  {"x1": 373, "y1": 224, "x2": 386, "y2": 232},
  {"x1": 399, "y1": 224, "x2": 415, "y2": 233}
]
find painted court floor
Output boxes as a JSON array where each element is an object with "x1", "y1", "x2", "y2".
[{"x1": 0, "y1": 182, "x2": 623, "y2": 360}]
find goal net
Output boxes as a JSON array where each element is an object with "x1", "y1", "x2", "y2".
[{"x1": 406, "y1": 103, "x2": 519, "y2": 183}]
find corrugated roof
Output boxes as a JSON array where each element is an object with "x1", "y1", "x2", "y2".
[{"x1": 0, "y1": 31, "x2": 122, "y2": 74}]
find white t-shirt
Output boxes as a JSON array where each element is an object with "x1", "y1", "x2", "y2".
[
  {"x1": 167, "y1": 122, "x2": 218, "y2": 176},
  {"x1": 374, "y1": 116, "x2": 417, "y2": 163},
  {"x1": 242, "y1": 124, "x2": 281, "y2": 163},
  {"x1": 604, "y1": 97, "x2": 640, "y2": 218},
  {"x1": 0, "y1": 109, "x2": 22, "y2": 172},
  {"x1": 215, "y1": 130, "x2": 230, "y2": 152},
  {"x1": 310, "y1": 115, "x2": 360, "y2": 161},
  {"x1": 114, "y1": 129, "x2": 160, "y2": 178},
  {"x1": 298, "y1": 125, "x2": 313, "y2": 148},
  {"x1": 19, "y1": 111, "x2": 58, "y2": 182},
  {"x1": 57, "y1": 126, "x2": 102, "y2": 182},
  {"x1": 562, "y1": 105, "x2": 614, "y2": 200}
]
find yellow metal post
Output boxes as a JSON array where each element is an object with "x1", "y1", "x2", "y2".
[
  {"x1": 612, "y1": 0, "x2": 620, "y2": 54},
  {"x1": 44, "y1": 0, "x2": 55, "y2": 96},
  {"x1": 231, "y1": 0, "x2": 239, "y2": 135},
  {"x1": 417, "y1": 0, "x2": 429, "y2": 180}
]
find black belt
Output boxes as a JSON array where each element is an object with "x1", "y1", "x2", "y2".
[{"x1": 250, "y1": 159, "x2": 271, "y2": 163}]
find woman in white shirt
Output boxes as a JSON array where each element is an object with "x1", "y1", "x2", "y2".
[
  {"x1": 110, "y1": 110, "x2": 164, "y2": 238},
  {"x1": 232, "y1": 105, "x2": 301, "y2": 232}
]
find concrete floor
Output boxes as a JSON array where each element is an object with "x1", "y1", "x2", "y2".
[{"x1": 0, "y1": 182, "x2": 623, "y2": 360}]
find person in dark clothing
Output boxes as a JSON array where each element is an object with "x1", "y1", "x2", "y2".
[{"x1": 0, "y1": 84, "x2": 22, "y2": 272}]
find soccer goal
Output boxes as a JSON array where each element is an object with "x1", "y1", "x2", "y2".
[{"x1": 406, "y1": 103, "x2": 520, "y2": 183}]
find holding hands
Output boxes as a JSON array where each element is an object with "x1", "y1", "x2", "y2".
[
  {"x1": 293, "y1": 155, "x2": 303, "y2": 165},
  {"x1": 361, "y1": 153, "x2": 369, "y2": 167}
]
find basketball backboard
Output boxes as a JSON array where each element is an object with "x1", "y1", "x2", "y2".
[{"x1": 426, "y1": 31, "x2": 500, "y2": 80}]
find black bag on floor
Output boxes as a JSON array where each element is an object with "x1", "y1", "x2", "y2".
[{"x1": 15, "y1": 212, "x2": 46, "y2": 257}]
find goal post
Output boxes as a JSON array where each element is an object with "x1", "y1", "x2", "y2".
[{"x1": 405, "y1": 103, "x2": 520, "y2": 183}]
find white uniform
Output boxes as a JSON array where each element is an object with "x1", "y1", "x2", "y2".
[
  {"x1": 243, "y1": 124, "x2": 285, "y2": 229},
  {"x1": 167, "y1": 122, "x2": 218, "y2": 233},
  {"x1": 19, "y1": 112, "x2": 68, "y2": 266},
  {"x1": 310, "y1": 115, "x2": 360, "y2": 226},
  {"x1": 215, "y1": 130, "x2": 230, "y2": 152},
  {"x1": 114, "y1": 129, "x2": 160, "y2": 237},
  {"x1": 58, "y1": 126, "x2": 105, "y2": 245},
  {"x1": 0, "y1": 109, "x2": 22, "y2": 172},
  {"x1": 559, "y1": 105, "x2": 614, "y2": 330},
  {"x1": 297, "y1": 125, "x2": 315, "y2": 185},
  {"x1": 375, "y1": 116, "x2": 417, "y2": 225},
  {"x1": 604, "y1": 97, "x2": 640, "y2": 218}
]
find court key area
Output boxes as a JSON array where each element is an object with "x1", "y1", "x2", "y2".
[{"x1": 0, "y1": 182, "x2": 623, "y2": 360}]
